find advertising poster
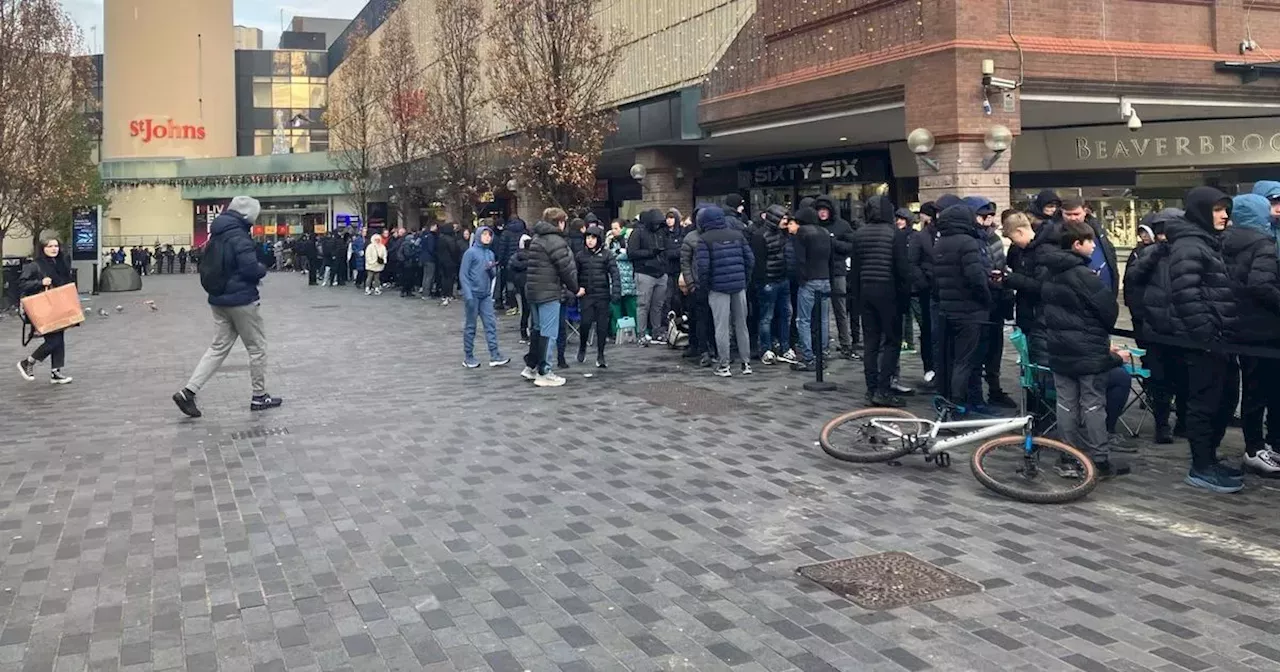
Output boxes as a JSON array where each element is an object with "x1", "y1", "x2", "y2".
[
  {"x1": 71, "y1": 207, "x2": 99, "y2": 261},
  {"x1": 192, "y1": 199, "x2": 232, "y2": 248}
]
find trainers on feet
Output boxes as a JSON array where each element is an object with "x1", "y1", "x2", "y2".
[
  {"x1": 890, "y1": 378, "x2": 915, "y2": 395},
  {"x1": 1185, "y1": 464, "x2": 1244, "y2": 493},
  {"x1": 557, "y1": 358, "x2": 570, "y2": 370},
  {"x1": 1094, "y1": 459, "x2": 1131, "y2": 480},
  {"x1": 596, "y1": 357, "x2": 607, "y2": 369},
  {"x1": 250, "y1": 394, "x2": 284, "y2": 411},
  {"x1": 1243, "y1": 448, "x2": 1280, "y2": 477},
  {"x1": 49, "y1": 370, "x2": 73, "y2": 385},
  {"x1": 713, "y1": 365, "x2": 732, "y2": 378},
  {"x1": 789, "y1": 360, "x2": 816, "y2": 372},
  {"x1": 463, "y1": 358, "x2": 481, "y2": 369},
  {"x1": 740, "y1": 362, "x2": 753, "y2": 376},
  {"x1": 698, "y1": 353, "x2": 713, "y2": 368},
  {"x1": 1218, "y1": 461, "x2": 1244, "y2": 479},
  {"x1": 761, "y1": 351, "x2": 777, "y2": 365},
  {"x1": 988, "y1": 391, "x2": 1018, "y2": 409},
  {"x1": 16, "y1": 359, "x2": 35, "y2": 382},
  {"x1": 778, "y1": 349, "x2": 799, "y2": 364},
  {"x1": 518, "y1": 337, "x2": 530, "y2": 345},
  {"x1": 534, "y1": 372, "x2": 566, "y2": 387},
  {"x1": 173, "y1": 388, "x2": 201, "y2": 418},
  {"x1": 872, "y1": 394, "x2": 907, "y2": 408},
  {"x1": 1154, "y1": 425, "x2": 1174, "y2": 444},
  {"x1": 520, "y1": 366, "x2": 537, "y2": 380},
  {"x1": 490, "y1": 357, "x2": 511, "y2": 367},
  {"x1": 1108, "y1": 432, "x2": 1139, "y2": 453},
  {"x1": 576, "y1": 349, "x2": 586, "y2": 364}
]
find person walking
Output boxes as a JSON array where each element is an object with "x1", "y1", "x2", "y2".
[
  {"x1": 521, "y1": 208, "x2": 578, "y2": 387},
  {"x1": 575, "y1": 224, "x2": 621, "y2": 367},
  {"x1": 15, "y1": 236, "x2": 75, "y2": 385},
  {"x1": 626, "y1": 209, "x2": 668, "y2": 345},
  {"x1": 365, "y1": 233, "x2": 387, "y2": 295},
  {"x1": 696, "y1": 205, "x2": 755, "y2": 377},
  {"x1": 460, "y1": 226, "x2": 510, "y2": 369},
  {"x1": 172, "y1": 196, "x2": 281, "y2": 417}
]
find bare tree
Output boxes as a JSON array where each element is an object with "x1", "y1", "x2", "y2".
[
  {"x1": 324, "y1": 21, "x2": 379, "y2": 228},
  {"x1": 0, "y1": 0, "x2": 93, "y2": 259},
  {"x1": 375, "y1": 9, "x2": 431, "y2": 228},
  {"x1": 426, "y1": 0, "x2": 491, "y2": 226},
  {"x1": 489, "y1": 0, "x2": 622, "y2": 211}
]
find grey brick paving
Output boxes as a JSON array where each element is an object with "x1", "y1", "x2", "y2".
[{"x1": 2, "y1": 274, "x2": 1280, "y2": 672}]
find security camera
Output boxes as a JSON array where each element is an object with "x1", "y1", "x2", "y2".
[
  {"x1": 1127, "y1": 111, "x2": 1142, "y2": 131},
  {"x1": 982, "y1": 75, "x2": 1018, "y2": 91}
]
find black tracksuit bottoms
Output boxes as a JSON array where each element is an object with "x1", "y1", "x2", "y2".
[
  {"x1": 943, "y1": 320, "x2": 983, "y2": 407},
  {"x1": 1239, "y1": 351, "x2": 1280, "y2": 454},
  {"x1": 861, "y1": 285, "x2": 902, "y2": 396},
  {"x1": 579, "y1": 299, "x2": 610, "y2": 358},
  {"x1": 1184, "y1": 349, "x2": 1238, "y2": 470}
]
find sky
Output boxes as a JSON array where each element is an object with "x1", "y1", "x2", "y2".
[{"x1": 60, "y1": 0, "x2": 368, "y2": 52}]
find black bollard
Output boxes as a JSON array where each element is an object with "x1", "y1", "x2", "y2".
[{"x1": 804, "y1": 289, "x2": 837, "y2": 392}]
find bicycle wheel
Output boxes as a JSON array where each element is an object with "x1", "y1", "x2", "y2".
[
  {"x1": 970, "y1": 434, "x2": 1098, "y2": 504},
  {"x1": 819, "y1": 408, "x2": 920, "y2": 463}
]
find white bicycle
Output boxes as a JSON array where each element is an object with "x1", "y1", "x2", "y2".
[{"x1": 819, "y1": 400, "x2": 1098, "y2": 504}]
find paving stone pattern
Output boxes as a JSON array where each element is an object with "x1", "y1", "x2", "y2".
[{"x1": 1, "y1": 274, "x2": 1278, "y2": 672}]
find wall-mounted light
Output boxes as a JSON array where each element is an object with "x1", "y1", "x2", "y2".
[
  {"x1": 674, "y1": 166, "x2": 685, "y2": 186},
  {"x1": 907, "y1": 127, "x2": 939, "y2": 172},
  {"x1": 629, "y1": 163, "x2": 646, "y2": 182},
  {"x1": 982, "y1": 124, "x2": 1013, "y2": 170}
]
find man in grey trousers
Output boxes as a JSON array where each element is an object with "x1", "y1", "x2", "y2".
[
  {"x1": 172, "y1": 196, "x2": 283, "y2": 418},
  {"x1": 694, "y1": 206, "x2": 755, "y2": 377}
]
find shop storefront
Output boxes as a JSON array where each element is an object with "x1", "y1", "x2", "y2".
[{"x1": 740, "y1": 151, "x2": 892, "y2": 223}]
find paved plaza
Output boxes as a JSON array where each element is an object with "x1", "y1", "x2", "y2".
[{"x1": 1, "y1": 273, "x2": 1278, "y2": 672}]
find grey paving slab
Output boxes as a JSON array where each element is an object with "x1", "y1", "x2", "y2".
[{"x1": 1, "y1": 273, "x2": 1278, "y2": 672}]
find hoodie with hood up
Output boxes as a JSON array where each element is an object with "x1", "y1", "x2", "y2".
[
  {"x1": 459, "y1": 226, "x2": 497, "y2": 301},
  {"x1": 695, "y1": 206, "x2": 755, "y2": 294},
  {"x1": 852, "y1": 194, "x2": 910, "y2": 294},
  {"x1": 793, "y1": 206, "x2": 836, "y2": 284},
  {"x1": 626, "y1": 209, "x2": 668, "y2": 278},
  {"x1": 575, "y1": 225, "x2": 621, "y2": 303},
  {"x1": 496, "y1": 217, "x2": 527, "y2": 268},
  {"x1": 436, "y1": 224, "x2": 463, "y2": 274},
  {"x1": 1223, "y1": 194, "x2": 1280, "y2": 342},
  {"x1": 932, "y1": 203, "x2": 992, "y2": 323},
  {"x1": 1142, "y1": 186, "x2": 1235, "y2": 343},
  {"x1": 748, "y1": 204, "x2": 792, "y2": 285},
  {"x1": 202, "y1": 209, "x2": 267, "y2": 307},
  {"x1": 1029, "y1": 189, "x2": 1061, "y2": 227},
  {"x1": 814, "y1": 195, "x2": 856, "y2": 272},
  {"x1": 1123, "y1": 209, "x2": 1182, "y2": 336}
]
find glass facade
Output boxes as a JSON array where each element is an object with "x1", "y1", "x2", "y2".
[{"x1": 235, "y1": 49, "x2": 328, "y2": 157}]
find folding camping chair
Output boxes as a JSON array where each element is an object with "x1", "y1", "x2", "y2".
[
  {"x1": 1118, "y1": 345, "x2": 1154, "y2": 438},
  {"x1": 565, "y1": 304, "x2": 583, "y2": 344},
  {"x1": 1009, "y1": 328, "x2": 1058, "y2": 437}
]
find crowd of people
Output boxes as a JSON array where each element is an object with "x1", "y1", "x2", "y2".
[{"x1": 109, "y1": 244, "x2": 194, "y2": 275}]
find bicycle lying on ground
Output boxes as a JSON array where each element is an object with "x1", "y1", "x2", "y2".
[{"x1": 819, "y1": 399, "x2": 1098, "y2": 503}]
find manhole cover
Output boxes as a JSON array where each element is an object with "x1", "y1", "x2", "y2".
[
  {"x1": 229, "y1": 427, "x2": 290, "y2": 440},
  {"x1": 625, "y1": 382, "x2": 747, "y2": 416},
  {"x1": 796, "y1": 551, "x2": 981, "y2": 610}
]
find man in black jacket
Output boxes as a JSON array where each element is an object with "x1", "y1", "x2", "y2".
[
  {"x1": 750, "y1": 205, "x2": 793, "y2": 364},
  {"x1": 1142, "y1": 186, "x2": 1239, "y2": 492},
  {"x1": 521, "y1": 208, "x2": 579, "y2": 387},
  {"x1": 436, "y1": 224, "x2": 462, "y2": 304},
  {"x1": 663, "y1": 209, "x2": 686, "y2": 332},
  {"x1": 1041, "y1": 221, "x2": 1125, "y2": 477},
  {"x1": 788, "y1": 206, "x2": 836, "y2": 371},
  {"x1": 907, "y1": 202, "x2": 937, "y2": 378},
  {"x1": 932, "y1": 202, "x2": 992, "y2": 409},
  {"x1": 495, "y1": 216, "x2": 527, "y2": 310},
  {"x1": 1123, "y1": 209, "x2": 1185, "y2": 444},
  {"x1": 815, "y1": 195, "x2": 858, "y2": 358},
  {"x1": 575, "y1": 224, "x2": 621, "y2": 368},
  {"x1": 627, "y1": 209, "x2": 668, "y2": 345},
  {"x1": 173, "y1": 196, "x2": 281, "y2": 418},
  {"x1": 853, "y1": 195, "x2": 911, "y2": 406}
]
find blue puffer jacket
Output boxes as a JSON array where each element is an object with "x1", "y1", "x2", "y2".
[
  {"x1": 206, "y1": 211, "x2": 266, "y2": 307},
  {"x1": 695, "y1": 206, "x2": 755, "y2": 294}
]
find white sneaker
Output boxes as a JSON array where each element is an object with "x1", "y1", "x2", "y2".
[
  {"x1": 1244, "y1": 448, "x2": 1280, "y2": 477},
  {"x1": 535, "y1": 372, "x2": 566, "y2": 387},
  {"x1": 50, "y1": 370, "x2": 73, "y2": 385},
  {"x1": 374, "y1": 288, "x2": 382, "y2": 296},
  {"x1": 365, "y1": 288, "x2": 372, "y2": 296},
  {"x1": 520, "y1": 366, "x2": 538, "y2": 380},
  {"x1": 923, "y1": 370, "x2": 936, "y2": 383},
  {"x1": 761, "y1": 351, "x2": 777, "y2": 365},
  {"x1": 778, "y1": 349, "x2": 799, "y2": 364},
  {"x1": 740, "y1": 362, "x2": 754, "y2": 376},
  {"x1": 490, "y1": 357, "x2": 511, "y2": 367},
  {"x1": 713, "y1": 365, "x2": 732, "y2": 378}
]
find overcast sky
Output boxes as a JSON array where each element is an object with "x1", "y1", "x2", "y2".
[{"x1": 60, "y1": 0, "x2": 368, "y2": 52}]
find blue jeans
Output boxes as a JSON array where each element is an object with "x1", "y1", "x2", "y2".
[
  {"x1": 796, "y1": 279, "x2": 831, "y2": 363},
  {"x1": 757, "y1": 280, "x2": 791, "y2": 354},
  {"x1": 463, "y1": 295, "x2": 501, "y2": 360},
  {"x1": 536, "y1": 300, "x2": 561, "y2": 373}
]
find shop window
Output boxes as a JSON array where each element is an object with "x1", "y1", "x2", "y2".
[
  {"x1": 252, "y1": 82, "x2": 272, "y2": 108},
  {"x1": 255, "y1": 136, "x2": 273, "y2": 155},
  {"x1": 307, "y1": 52, "x2": 326, "y2": 76},
  {"x1": 290, "y1": 134, "x2": 310, "y2": 153},
  {"x1": 291, "y1": 52, "x2": 307, "y2": 76}
]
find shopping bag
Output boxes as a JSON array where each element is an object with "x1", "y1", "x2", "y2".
[{"x1": 20, "y1": 284, "x2": 84, "y2": 340}]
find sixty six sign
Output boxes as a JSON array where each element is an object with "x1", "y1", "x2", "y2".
[
  {"x1": 750, "y1": 157, "x2": 860, "y2": 186},
  {"x1": 129, "y1": 118, "x2": 207, "y2": 143}
]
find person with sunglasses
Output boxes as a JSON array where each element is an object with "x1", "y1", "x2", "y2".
[{"x1": 16, "y1": 236, "x2": 75, "y2": 385}]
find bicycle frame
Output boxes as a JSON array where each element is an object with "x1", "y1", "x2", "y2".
[{"x1": 870, "y1": 415, "x2": 1033, "y2": 455}]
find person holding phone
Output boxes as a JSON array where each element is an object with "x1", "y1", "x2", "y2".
[{"x1": 16, "y1": 236, "x2": 75, "y2": 385}]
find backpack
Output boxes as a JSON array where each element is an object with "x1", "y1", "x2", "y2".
[{"x1": 199, "y1": 237, "x2": 229, "y2": 296}]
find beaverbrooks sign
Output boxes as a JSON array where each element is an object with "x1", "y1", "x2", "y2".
[
  {"x1": 129, "y1": 118, "x2": 207, "y2": 143},
  {"x1": 1026, "y1": 119, "x2": 1280, "y2": 170}
]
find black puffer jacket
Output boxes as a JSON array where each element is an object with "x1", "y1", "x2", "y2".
[
  {"x1": 664, "y1": 223, "x2": 685, "y2": 277},
  {"x1": 907, "y1": 222, "x2": 935, "y2": 295},
  {"x1": 749, "y1": 205, "x2": 790, "y2": 284},
  {"x1": 1004, "y1": 224, "x2": 1061, "y2": 360},
  {"x1": 1039, "y1": 245, "x2": 1123, "y2": 376},
  {"x1": 814, "y1": 195, "x2": 855, "y2": 270},
  {"x1": 933, "y1": 204, "x2": 992, "y2": 323},
  {"x1": 1123, "y1": 241, "x2": 1166, "y2": 341},
  {"x1": 1221, "y1": 226, "x2": 1280, "y2": 344},
  {"x1": 525, "y1": 221, "x2": 579, "y2": 303},
  {"x1": 852, "y1": 195, "x2": 906, "y2": 289},
  {"x1": 508, "y1": 248, "x2": 530, "y2": 287},
  {"x1": 436, "y1": 224, "x2": 463, "y2": 273},
  {"x1": 575, "y1": 226, "x2": 621, "y2": 303},
  {"x1": 626, "y1": 209, "x2": 667, "y2": 278},
  {"x1": 793, "y1": 207, "x2": 836, "y2": 284},
  {"x1": 1141, "y1": 187, "x2": 1235, "y2": 343}
]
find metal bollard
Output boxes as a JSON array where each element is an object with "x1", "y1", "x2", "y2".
[{"x1": 804, "y1": 289, "x2": 837, "y2": 392}]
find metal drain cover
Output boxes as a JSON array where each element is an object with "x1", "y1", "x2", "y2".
[
  {"x1": 796, "y1": 551, "x2": 981, "y2": 610},
  {"x1": 229, "y1": 427, "x2": 290, "y2": 441}
]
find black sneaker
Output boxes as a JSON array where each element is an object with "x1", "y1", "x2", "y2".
[
  {"x1": 872, "y1": 394, "x2": 907, "y2": 408},
  {"x1": 576, "y1": 348, "x2": 586, "y2": 364},
  {"x1": 698, "y1": 353, "x2": 713, "y2": 368},
  {"x1": 596, "y1": 356, "x2": 607, "y2": 369},
  {"x1": 16, "y1": 358, "x2": 35, "y2": 382},
  {"x1": 250, "y1": 394, "x2": 283, "y2": 411},
  {"x1": 557, "y1": 358, "x2": 570, "y2": 370},
  {"x1": 173, "y1": 388, "x2": 202, "y2": 418},
  {"x1": 790, "y1": 360, "x2": 816, "y2": 372},
  {"x1": 845, "y1": 350, "x2": 862, "y2": 361},
  {"x1": 1094, "y1": 459, "x2": 1131, "y2": 480},
  {"x1": 988, "y1": 391, "x2": 1018, "y2": 409},
  {"x1": 1173, "y1": 422, "x2": 1187, "y2": 438},
  {"x1": 1154, "y1": 425, "x2": 1174, "y2": 444},
  {"x1": 49, "y1": 370, "x2": 73, "y2": 385}
]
